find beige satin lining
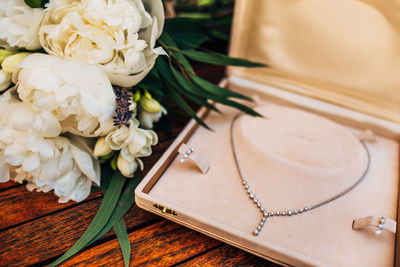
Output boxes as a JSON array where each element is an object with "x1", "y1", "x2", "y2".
[{"x1": 229, "y1": 0, "x2": 400, "y2": 124}]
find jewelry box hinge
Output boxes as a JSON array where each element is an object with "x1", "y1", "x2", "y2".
[{"x1": 153, "y1": 204, "x2": 178, "y2": 216}]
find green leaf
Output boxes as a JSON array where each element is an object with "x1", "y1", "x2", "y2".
[
  {"x1": 169, "y1": 33, "x2": 210, "y2": 50},
  {"x1": 181, "y1": 50, "x2": 266, "y2": 68},
  {"x1": 100, "y1": 163, "x2": 114, "y2": 191},
  {"x1": 137, "y1": 79, "x2": 165, "y2": 97},
  {"x1": 166, "y1": 86, "x2": 211, "y2": 129},
  {"x1": 169, "y1": 66, "x2": 220, "y2": 113},
  {"x1": 198, "y1": 0, "x2": 215, "y2": 6},
  {"x1": 111, "y1": 154, "x2": 118, "y2": 171},
  {"x1": 156, "y1": 58, "x2": 218, "y2": 113},
  {"x1": 100, "y1": 151, "x2": 116, "y2": 160},
  {"x1": 188, "y1": 73, "x2": 252, "y2": 101},
  {"x1": 114, "y1": 218, "x2": 131, "y2": 267},
  {"x1": 24, "y1": 0, "x2": 42, "y2": 8},
  {"x1": 24, "y1": 0, "x2": 48, "y2": 8},
  {"x1": 158, "y1": 33, "x2": 195, "y2": 74},
  {"x1": 210, "y1": 94, "x2": 262, "y2": 117},
  {"x1": 210, "y1": 30, "x2": 230, "y2": 41},
  {"x1": 49, "y1": 172, "x2": 126, "y2": 267},
  {"x1": 88, "y1": 176, "x2": 140, "y2": 245}
]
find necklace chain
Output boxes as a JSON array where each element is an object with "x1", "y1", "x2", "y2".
[{"x1": 230, "y1": 113, "x2": 371, "y2": 236}]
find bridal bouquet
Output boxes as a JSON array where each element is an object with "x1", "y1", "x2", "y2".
[{"x1": 0, "y1": 0, "x2": 263, "y2": 265}]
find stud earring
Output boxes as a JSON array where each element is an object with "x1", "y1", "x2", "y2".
[
  {"x1": 177, "y1": 143, "x2": 209, "y2": 174},
  {"x1": 180, "y1": 147, "x2": 194, "y2": 163},
  {"x1": 375, "y1": 215, "x2": 386, "y2": 236},
  {"x1": 352, "y1": 214, "x2": 396, "y2": 236}
]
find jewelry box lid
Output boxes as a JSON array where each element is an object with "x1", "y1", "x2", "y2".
[{"x1": 228, "y1": 0, "x2": 400, "y2": 125}]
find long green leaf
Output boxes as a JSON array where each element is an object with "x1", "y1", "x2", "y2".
[
  {"x1": 169, "y1": 33, "x2": 210, "y2": 50},
  {"x1": 49, "y1": 172, "x2": 126, "y2": 267},
  {"x1": 210, "y1": 30, "x2": 230, "y2": 41},
  {"x1": 210, "y1": 94, "x2": 262, "y2": 117},
  {"x1": 114, "y1": 218, "x2": 131, "y2": 267},
  {"x1": 137, "y1": 79, "x2": 165, "y2": 97},
  {"x1": 169, "y1": 65, "x2": 220, "y2": 113},
  {"x1": 166, "y1": 85, "x2": 210, "y2": 129},
  {"x1": 188, "y1": 72, "x2": 252, "y2": 101},
  {"x1": 88, "y1": 176, "x2": 140, "y2": 245},
  {"x1": 181, "y1": 50, "x2": 266, "y2": 67},
  {"x1": 158, "y1": 33, "x2": 195, "y2": 74},
  {"x1": 156, "y1": 58, "x2": 218, "y2": 112},
  {"x1": 170, "y1": 80, "x2": 220, "y2": 113}
]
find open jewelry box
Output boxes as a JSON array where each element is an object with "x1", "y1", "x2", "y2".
[{"x1": 135, "y1": 0, "x2": 400, "y2": 266}]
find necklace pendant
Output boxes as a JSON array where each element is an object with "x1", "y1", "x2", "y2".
[{"x1": 253, "y1": 215, "x2": 268, "y2": 236}]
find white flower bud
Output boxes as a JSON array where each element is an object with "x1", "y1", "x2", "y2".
[
  {"x1": 139, "y1": 106, "x2": 167, "y2": 129},
  {"x1": 140, "y1": 96, "x2": 161, "y2": 113},
  {"x1": 94, "y1": 137, "x2": 113, "y2": 157},
  {"x1": 117, "y1": 153, "x2": 137, "y2": 178},
  {"x1": 0, "y1": 70, "x2": 12, "y2": 91},
  {"x1": 0, "y1": 50, "x2": 16, "y2": 64},
  {"x1": 2, "y1": 52, "x2": 30, "y2": 74}
]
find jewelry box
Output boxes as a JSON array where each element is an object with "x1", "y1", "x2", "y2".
[{"x1": 135, "y1": 0, "x2": 400, "y2": 266}]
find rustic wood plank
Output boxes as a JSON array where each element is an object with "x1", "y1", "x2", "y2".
[
  {"x1": 0, "y1": 184, "x2": 103, "y2": 231},
  {"x1": 177, "y1": 244, "x2": 276, "y2": 267},
  {"x1": 0, "y1": 200, "x2": 159, "y2": 267},
  {"x1": 61, "y1": 220, "x2": 221, "y2": 267},
  {"x1": 0, "y1": 181, "x2": 19, "y2": 191}
]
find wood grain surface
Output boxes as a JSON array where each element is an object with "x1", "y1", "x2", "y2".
[{"x1": 0, "y1": 63, "x2": 277, "y2": 267}]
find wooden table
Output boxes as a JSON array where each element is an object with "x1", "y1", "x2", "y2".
[{"x1": 0, "y1": 64, "x2": 278, "y2": 267}]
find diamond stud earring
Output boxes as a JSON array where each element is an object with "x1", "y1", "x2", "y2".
[
  {"x1": 177, "y1": 143, "x2": 209, "y2": 174},
  {"x1": 180, "y1": 147, "x2": 194, "y2": 163},
  {"x1": 375, "y1": 215, "x2": 386, "y2": 236}
]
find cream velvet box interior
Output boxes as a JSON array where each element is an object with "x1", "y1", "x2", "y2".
[{"x1": 135, "y1": 0, "x2": 400, "y2": 266}]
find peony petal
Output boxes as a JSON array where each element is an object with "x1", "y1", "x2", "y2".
[
  {"x1": 0, "y1": 154, "x2": 10, "y2": 182},
  {"x1": 107, "y1": 59, "x2": 156, "y2": 87},
  {"x1": 70, "y1": 145, "x2": 100, "y2": 185},
  {"x1": 68, "y1": 174, "x2": 91, "y2": 202},
  {"x1": 22, "y1": 153, "x2": 40, "y2": 172},
  {"x1": 4, "y1": 143, "x2": 27, "y2": 166},
  {"x1": 38, "y1": 158, "x2": 59, "y2": 181},
  {"x1": 52, "y1": 165, "x2": 81, "y2": 197}
]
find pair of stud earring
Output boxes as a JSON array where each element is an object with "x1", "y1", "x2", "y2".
[{"x1": 180, "y1": 147, "x2": 194, "y2": 163}]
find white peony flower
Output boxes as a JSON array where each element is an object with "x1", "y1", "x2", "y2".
[
  {"x1": 39, "y1": 0, "x2": 165, "y2": 87},
  {"x1": 0, "y1": 91, "x2": 100, "y2": 203},
  {"x1": 0, "y1": 0, "x2": 44, "y2": 50},
  {"x1": 12, "y1": 53, "x2": 116, "y2": 137}
]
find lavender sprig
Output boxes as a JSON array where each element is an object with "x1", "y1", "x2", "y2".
[{"x1": 113, "y1": 87, "x2": 133, "y2": 128}]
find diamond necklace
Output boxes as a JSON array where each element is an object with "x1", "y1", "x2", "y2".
[{"x1": 230, "y1": 113, "x2": 371, "y2": 236}]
